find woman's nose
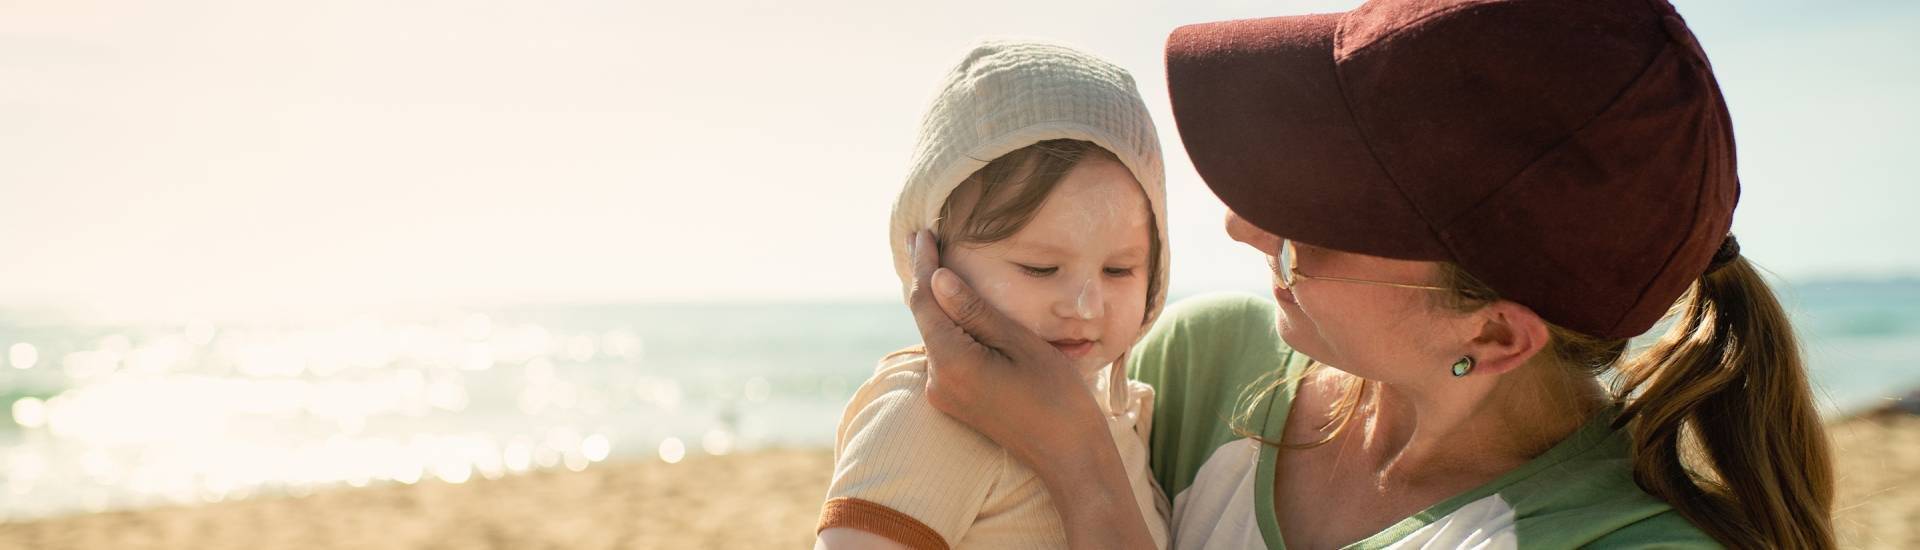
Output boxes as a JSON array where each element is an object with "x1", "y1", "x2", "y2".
[
  {"x1": 1052, "y1": 277, "x2": 1104, "y2": 321},
  {"x1": 1225, "y1": 211, "x2": 1281, "y2": 255}
]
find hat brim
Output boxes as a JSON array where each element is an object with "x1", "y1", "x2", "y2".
[{"x1": 1166, "y1": 14, "x2": 1449, "y2": 261}]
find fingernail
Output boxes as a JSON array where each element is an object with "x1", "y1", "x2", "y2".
[{"x1": 934, "y1": 269, "x2": 960, "y2": 297}]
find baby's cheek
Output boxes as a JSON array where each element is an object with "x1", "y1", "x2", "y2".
[
  {"x1": 976, "y1": 278, "x2": 1044, "y2": 331},
  {"x1": 976, "y1": 278, "x2": 1018, "y2": 308},
  {"x1": 1110, "y1": 288, "x2": 1151, "y2": 334}
]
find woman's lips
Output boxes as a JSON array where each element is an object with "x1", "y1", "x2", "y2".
[
  {"x1": 1274, "y1": 286, "x2": 1297, "y2": 304},
  {"x1": 1049, "y1": 339, "x2": 1095, "y2": 358}
]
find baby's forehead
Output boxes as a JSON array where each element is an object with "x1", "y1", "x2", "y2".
[
  {"x1": 1035, "y1": 177, "x2": 1150, "y2": 219},
  {"x1": 1000, "y1": 233, "x2": 1148, "y2": 258},
  {"x1": 1021, "y1": 199, "x2": 1151, "y2": 240}
]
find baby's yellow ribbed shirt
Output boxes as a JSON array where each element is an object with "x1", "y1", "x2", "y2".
[{"x1": 818, "y1": 352, "x2": 1169, "y2": 549}]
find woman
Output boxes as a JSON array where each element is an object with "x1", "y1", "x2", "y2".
[{"x1": 903, "y1": 0, "x2": 1835, "y2": 548}]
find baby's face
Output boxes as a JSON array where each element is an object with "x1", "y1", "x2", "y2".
[{"x1": 943, "y1": 156, "x2": 1153, "y2": 378}]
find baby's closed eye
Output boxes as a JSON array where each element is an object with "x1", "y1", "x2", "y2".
[{"x1": 1015, "y1": 263, "x2": 1059, "y2": 277}]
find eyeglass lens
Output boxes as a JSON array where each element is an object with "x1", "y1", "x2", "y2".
[{"x1": 1277, "y1": 239, "x2": 1296, "y2": 288}]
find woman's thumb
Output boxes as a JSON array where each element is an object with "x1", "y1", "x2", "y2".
[{"x1": 931, "y1": 268, "x2": 1042, "y2": 355}]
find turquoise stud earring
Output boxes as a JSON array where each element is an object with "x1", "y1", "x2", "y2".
[{"x1": 1450, "y1": 356, "x2": 1475, "y2": 377}]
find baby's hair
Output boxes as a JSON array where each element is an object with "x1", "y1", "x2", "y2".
[{"x1": 934, "y1": 138, "x2": 1163, "y2": 323}]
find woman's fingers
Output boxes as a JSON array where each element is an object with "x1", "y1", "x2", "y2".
[
  {"x1": 930, "y1": 268, "x2": 1043, "y2": 358},
  {"x1": 902, "y1": 231, "x2": 1112, "y2": 487},
  {"x1": 906, "y1": 230, "x2": 1044, "y2": 360},
  {"x1": 905, "y1": 231, "x2": 980, "y2": 359},
  {"x1": 902, "y1": 230, "x2": 995, "y2": 418}
]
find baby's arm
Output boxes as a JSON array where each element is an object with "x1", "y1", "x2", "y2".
[
  {"x1": 815, "y1": 527, "x2": 913, "y2": 550},
  {"x1": 815, "y1": 361, "x2": 1002, "y2": 549}
]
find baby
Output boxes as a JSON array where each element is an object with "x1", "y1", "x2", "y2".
[{"x1": 815, "y1": 40, "x2": 1171, "y2": 549}]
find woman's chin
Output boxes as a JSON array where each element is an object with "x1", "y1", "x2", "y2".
[
  {"x1": 1276, "y1": 322, "x2": 1329, "y2": 367},
  {"x1": 1275, "y1": 313, "x2": 1307, "y2": 350}
]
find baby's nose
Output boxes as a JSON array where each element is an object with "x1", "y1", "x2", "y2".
[{"x1": 1053, "y1": 277, "x2": 1104, "y2": 321}]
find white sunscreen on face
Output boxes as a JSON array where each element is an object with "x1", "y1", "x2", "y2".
[
  {"x1": 986, "y1": 280, "x2": 1011, "y2": 299},
  {"x1": 1074, "y1": 278, "x2": 1099, "y2": 320}
]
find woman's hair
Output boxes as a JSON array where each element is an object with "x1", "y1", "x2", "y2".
[
  {"x1": 1233, "y1": 259, "x2": 1834, "y2": 549},
  {"x1": 1607, "y1": 259, "x2": 1834, "y2": 548},
  {"x1": 934, "y1": 138, "x2": 1163, "y2": 320}
]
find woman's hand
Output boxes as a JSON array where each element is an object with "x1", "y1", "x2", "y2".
[
  {"x1": 902, "y1": 229, "x2": 1094, "y2": 464},
  {"x1": 904, "y1": 230, "x2": 1155, "y2": 550}
]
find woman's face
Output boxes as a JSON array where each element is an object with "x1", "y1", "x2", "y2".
[
  {"x1": 1225, "y1": 211, "x2": 1471, "y2": 385},
  {"x1": 942, "y1": 156, "x2": 1153, "y2": 378}
]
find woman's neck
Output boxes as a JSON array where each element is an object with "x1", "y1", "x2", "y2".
[{"x1": 1345, "y1": 360, "x2": 1609, "y2": 486}]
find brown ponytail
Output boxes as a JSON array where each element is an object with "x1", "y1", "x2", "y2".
[{"x1": 1614, "y1": 257, "x2": 1835, "y2": 549}]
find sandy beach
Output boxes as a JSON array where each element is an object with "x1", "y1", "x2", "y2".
[
  {"x1": 1830, "y1": 412, "x2": 1920, "y2": 548},
  {"x1": 0, "y1": 416, "x2": 1913, "y2": 549},
  {"x1": 0, "y1": 449, "x2": 836, "y2": 550}
]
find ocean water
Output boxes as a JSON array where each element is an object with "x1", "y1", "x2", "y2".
[{"x1": 1, "y1": 281, "x2": 1916, "y2": 520}]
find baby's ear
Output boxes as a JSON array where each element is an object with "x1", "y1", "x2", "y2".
[{"x1": 1463, "y1": 301, "x2": 1550, "y2": 377}]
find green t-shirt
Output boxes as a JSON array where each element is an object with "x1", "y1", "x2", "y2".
[{"x1": 1128, "y1": 292, "x2": 1718, "y2": 549}]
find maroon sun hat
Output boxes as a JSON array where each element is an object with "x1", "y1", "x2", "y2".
[{"x1": 1167, "y1": 0, "x2": 1739, "y2": 340}]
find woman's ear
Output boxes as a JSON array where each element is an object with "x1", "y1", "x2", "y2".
[{"x1": 1462, "y1": 300, "x2": 1550, "y2": 376}]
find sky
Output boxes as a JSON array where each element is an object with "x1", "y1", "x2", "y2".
[{"x1": 2, "y1": 0, "x2": 1916, "y2": 319}]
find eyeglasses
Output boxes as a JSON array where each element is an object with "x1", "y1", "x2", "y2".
[{"x1": 1275, "y1": 239, "x2": 1452, "y2": 292}]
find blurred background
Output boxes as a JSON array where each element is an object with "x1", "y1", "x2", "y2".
[{"x1": 2, "y1": 0, "x2": 1916, "y2": 547}]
